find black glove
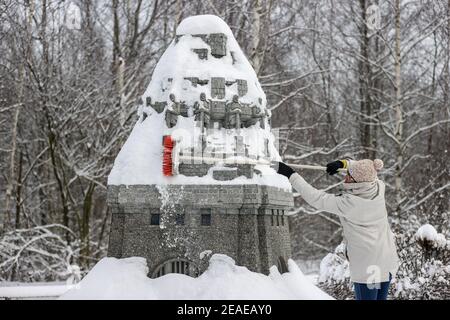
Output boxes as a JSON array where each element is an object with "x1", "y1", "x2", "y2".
[
  {"x1": 326, "y1": 160, "x2": 344, "y2": 175},
  {"x1": 276, "y1": 162, "x2": 295, "y2": 179}
]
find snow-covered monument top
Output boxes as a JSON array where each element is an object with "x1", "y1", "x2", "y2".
[
  {"x1": 108, "y1": 15, "x2": 289, "y2": 189},
  {"x1": 107, "y1": 15, "x2": 293, "y2": 278},
  {"x1": 146, "y1": 14, "x2": 266, "y2": 109}
]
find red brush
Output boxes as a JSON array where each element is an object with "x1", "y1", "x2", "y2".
[{"x1": 162, "y1": 135, "x2": 175, "y2": 176}]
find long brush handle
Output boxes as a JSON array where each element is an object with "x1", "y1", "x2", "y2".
[
  {"x1": 287, "y1": 163, "x2": 347, "y2": 173},
  {"x1": 177, "y1": 156, "x2": 347, "y2": 173},
  {"x1": 178, "y1": 155, "x2": 268, "y2": 166}
]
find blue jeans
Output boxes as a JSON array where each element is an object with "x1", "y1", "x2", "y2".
[{"x1": 353, "y1": 274, "x2": 392, "y2": 300}]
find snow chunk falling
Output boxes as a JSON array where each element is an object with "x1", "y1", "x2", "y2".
[{"x1": 60, "y1": 254, "x2": 333, "y2": 300}]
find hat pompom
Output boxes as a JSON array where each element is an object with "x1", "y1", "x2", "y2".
[{"x1": 373, "y1": 159, "x2": 384, "y2": 171}]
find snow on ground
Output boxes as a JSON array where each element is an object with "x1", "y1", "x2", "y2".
[
  {"x1": 295, "y1": 258, "x2": 322, "y2": 276},
  {"x1": 108, "y1": 111, "x2": 290, "y2": 189},
  {"x1": 59, "y1": 254, "x2": 332, "y2": 300},
  {"x1": 318, "y1": 243, "x2": 350, "y2": 284},
  {"x1": 0, "y1": 282, "x2": 70, "y2": 299}
]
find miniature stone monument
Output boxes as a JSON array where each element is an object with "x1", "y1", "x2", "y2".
[{"x1": 107, "y1": 15, "x2": 293, "y2": 278}]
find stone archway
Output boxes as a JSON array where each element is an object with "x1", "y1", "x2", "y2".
[{"x1": 152, "y1": 258, "x2": 198, "y2": 278}]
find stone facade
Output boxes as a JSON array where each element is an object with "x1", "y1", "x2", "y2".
[
  {"x1": 108, "y1": 184, "x2": 293, "y2": 277},
  {"x1": 108, "y1": 23, "x2": 293, "y2": 278},
  {"x1": 237, "y1": 79, "x2": 248, "y2": 97},
  {"x1": 211, "y1": 77, "x2": 226, "y2": 99},
  {"x1": 207, "y1": 33, "x2": 227, "y2": 57},
  {"x1": 146, "y1": 32, "x2": 269, "y2": 131},
  {"x1": 192, "y1": 48, "x2": 208, "y2": 60}
]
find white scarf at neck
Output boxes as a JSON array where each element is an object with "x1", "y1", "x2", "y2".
[{"x1": 341, "y1": 179, "x2": 380, "y2": 200}]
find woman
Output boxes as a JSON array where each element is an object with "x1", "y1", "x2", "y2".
[{"x1": 276, "y1": 159, "x2": 400, "y2": 300}]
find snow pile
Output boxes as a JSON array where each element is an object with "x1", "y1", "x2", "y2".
[
  {"x1": 391, "y1": 225, "x2": 449, "y2": 299},
  {"x1": 416, "y1": 224, "x2": 449, "y2": 249},
  {"x1": 108, "y1": 15, "x2": 290, "y2": 190},
  {"x1": 318, "y1": 243, "x2": 350, "y2": 284},
  {"x1": 416, "y1": 224, "x2": 439, "y2": 241},
  {"x1": 60, "y1": 254, "x2": 333, "y2": 300}
]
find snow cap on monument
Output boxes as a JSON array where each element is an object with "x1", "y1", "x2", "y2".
[
  {"x1": 142, "y1": 14, "x2": 267, "y2": 108},
  {"x1": 108, "y1": 14, "x2": 287, "y2": 188}
]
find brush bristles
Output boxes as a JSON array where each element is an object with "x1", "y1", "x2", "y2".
[{"x1": 162, "y1": 135, "x2": 174, "y2": 176}]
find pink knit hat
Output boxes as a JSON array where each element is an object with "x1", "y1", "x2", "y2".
[{"x1": 348, "y1": 159, "x2": 383, "y2": 182}]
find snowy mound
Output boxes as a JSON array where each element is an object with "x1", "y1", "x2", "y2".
[
  {"x1": 416, "y1": 224, "x2": 439, "y2": 241},
  {"x1": 108, "y1": 15, "x2": 290, "y2": 189},
  {"x1": 416, "y1": 224, "x2": 448, "y2": 248},
  {"x1": 60, "y1": 254, "x2": 332, "y2": 300},
  {"x1": 318, "y1": 243, "x2": 350, "y2": 284}
]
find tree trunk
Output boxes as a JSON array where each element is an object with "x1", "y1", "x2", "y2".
[
  {"x1": 80, "y1": 183, "x2": 95, "y2": 268},
  {"x1": 174, "y1": 0, "x2": 183, "y2": 36},
  {"x1": 112, "y1": 0, "x2": 121, "y2": 65},
  {"x1": 3, "y1": 0, "x2": 34, "y2": 232},
  {"x1": 4, "y1": 71, "x2": 21, "y2": 232},
  {"x1": 394, "y1": 0, "x2": 403, "y2": 209},
  {"x1": 250, "y1": 0, "x2": 263, "y2": 75},
  {"x1": 358, "y1": 0, "x2": 374, "y2": 159},
  {"x1": 15, "y1": 151, "x2": 23, "y2": 229}
]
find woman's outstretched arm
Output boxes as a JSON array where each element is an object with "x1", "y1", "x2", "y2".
[{"x1": 275, "y1": 162, "x2": 348, "y2": 216}]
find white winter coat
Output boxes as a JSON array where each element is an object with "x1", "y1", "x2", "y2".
[{"x1": 289, "y1": 173, "x2": 400, "y2": 284}]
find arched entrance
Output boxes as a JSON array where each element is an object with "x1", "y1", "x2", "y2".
[{"x1": 152, "y1": 258, "x2": 199, "y2": 278}]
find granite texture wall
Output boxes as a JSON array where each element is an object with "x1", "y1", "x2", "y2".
[{"x1": 107, "y1": 183, "x2": 293, "y2": 277}]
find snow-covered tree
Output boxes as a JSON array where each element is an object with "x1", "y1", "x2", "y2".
[{"x1": 0, "y1": 1, "x2": 448, "y2": 296}]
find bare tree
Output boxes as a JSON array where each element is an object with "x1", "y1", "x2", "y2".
[{"x1": 0, "y1": 0, "x2": 448, "y2": 285}]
